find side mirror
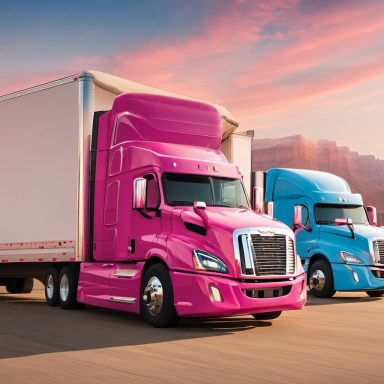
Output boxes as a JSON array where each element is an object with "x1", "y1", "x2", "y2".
[
  {"x1": 267, "y1": 201, "x2": 274, "y2": 217},
  {"x1": 252, "y1": 187, "x2": 264, "y2": 213},
  {"x1": 335, "y1": 218, "x2": 353, "y2": 226},
  {"x1": 193, "y1": 201, "x2": 208, "y2": 229},
  {"x1": 193, "y1": 201, "x2": 206, "y2": 210},
  {"x1": 335, "y1": 217, "x2": 355, "y2": 238},
  {"x1": 293, "y1": 205, "x2": 303, "y2": 226},
  {"x1": 133, "y1": 178, "x2": 147, "y2": 209},
  {"x1": 366, "y1": 206, "x2": 378, "y2": 226}
]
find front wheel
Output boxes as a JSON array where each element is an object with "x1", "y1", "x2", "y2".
[
  {"x1": 140, "y1": 264, "x2": 178, "y2": 328},
  {"x1": 366, "y1": 290, "x2": 384, "y2": 297},
  {"x1": 252, "y1": 311, "x2": 282, "y2": 320},
  {"x1": 308, "y1": 260, "x2": 335, "y2": 298}
]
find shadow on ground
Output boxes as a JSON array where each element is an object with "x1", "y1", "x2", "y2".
[
  {"x1": 306, "y1": 294, "x2": 381, "y2": 306},
  {"x1": 0, "y1": 293, "x2": 270, "y2": 360}
]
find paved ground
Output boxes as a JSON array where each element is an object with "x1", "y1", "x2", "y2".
[{"x1": 0, "y1": 282, "x2": 383, "y2": 384}]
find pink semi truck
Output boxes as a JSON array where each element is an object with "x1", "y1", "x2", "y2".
[{"x1": 0, "y1": 71, "x2": 306, "y2": 327}]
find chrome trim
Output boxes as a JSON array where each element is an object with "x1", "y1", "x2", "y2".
[
  {"x1": 46, "y1": 274, "x2": 55, "y2": 299},
  {"x1": 109, "y1": 296, "x2": 136, "y2": 304},
  {"x1": 113, "y1": 269, "x2": 138, "y2": 278},
  {"x1": 143, "y1": 276, "x2": 163, "y2": 316},
  {"x1": 77, "y1": 73, "x2": 95, "y2": 261},
  {"x1": 233, "y1": 227, "x2": 296, "y2": 278},
  {"x1": 60, "y1": 274, "x2": 70, "y2": 302},
  {"x1": 133, "y1": 178, "x2": 147, "y2": 209},
  {"x1": 370, "y1": 238, "x2": 384, "y2": 264},
  {"x1": 309, "y1": 269, "x2": 326, "y2": 290}
]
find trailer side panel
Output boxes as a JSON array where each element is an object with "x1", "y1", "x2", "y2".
[{"x1": 0, "y1": 81, "x2": 79, "y2": 262}]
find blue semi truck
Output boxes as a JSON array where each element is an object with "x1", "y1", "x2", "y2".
[{"x1": 253, "y1": 168, "x2": 384, "y2": 298}]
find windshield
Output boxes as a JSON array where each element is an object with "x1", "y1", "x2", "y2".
[
  {"x1": 314, "y1": 204, "x2": 368, "y2": 225},
  {"x1": 162, "y1": 173, "x2": 249, "y2": 209}
]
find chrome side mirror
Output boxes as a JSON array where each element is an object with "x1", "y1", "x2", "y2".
[
  {"x1": 194, "y1": 201, "x2": 206, "y2": 210},
  {"x1": 335, "y1": 218, "x2": 353, "y2": 226},
  {"x1": 133, "y1": 178, "x2": 147, "y2": 209},
  {"x1": 252, "y1": 187, "x2": 264, "y2": 213},
  {"x1": 366, "y1": 206, "x2": 378, "y2": 226},
  {"x1": 293, "y1": 205, "x2": 303, "y2": 226}
]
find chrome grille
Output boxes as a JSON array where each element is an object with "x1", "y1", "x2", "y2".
[
  {"x1": 373, "y1": 240, "x2": 384, "y2": 264},
  {"x1": 287, "y1": 238, "x2": 295, "y2": 274},
  {"x1": 237, "y1": 232, "x2": 295, "y2": 276}
]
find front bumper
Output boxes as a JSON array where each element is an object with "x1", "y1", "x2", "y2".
[
  {"x1": 171, "y1": 271, "x2": 306, "y2": 317},
  {"x1": 332, "y1": 263, "x2": 384, "y2": 291}
]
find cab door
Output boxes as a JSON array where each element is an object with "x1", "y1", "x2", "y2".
[
  {"x1": 109, "y1": 169, "x2": 162, "y2": 302},
  {"x1": 294, "y1": 199, "x2": 317, "y2": 272}
]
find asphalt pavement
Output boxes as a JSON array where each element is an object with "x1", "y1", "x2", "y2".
[{"x1": 0, "y1": 282, "x2": 383, "y2": 383}]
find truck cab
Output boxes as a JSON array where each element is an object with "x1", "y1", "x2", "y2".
[
  {"x1": 257, "y1": 168, "x2": 384, "y2": 298},
  {"x1": 76, "y1": 95, "x2": 306, "y2": 326}
]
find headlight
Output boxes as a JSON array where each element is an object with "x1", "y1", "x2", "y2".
[
  {"x1": 295, "y1": 254, "x2": 305, "y2": 275},
  {"x1": 339, "y1": 251, "x2": 363, "y2": 264},
  {"x1": 193, "y1": 250, "x2": 228, "y2": 274}
]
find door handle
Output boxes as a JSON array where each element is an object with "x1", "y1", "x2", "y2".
[{"x1": 102, "y1": 263, "x2": 114, "y2": 268}]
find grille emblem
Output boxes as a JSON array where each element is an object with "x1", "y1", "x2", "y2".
[{"x1": 258, "y1": 230, "x2": 275, "y2": 237}]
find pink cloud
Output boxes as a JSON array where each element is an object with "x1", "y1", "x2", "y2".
[
  {"x1": 227, "y1": 53, "x2": 384, "y2": 115},
  {"x1": 237, "y1": 1, "x2": 384, "y2": 87},
  {"x1": 107, "y1": 0, "x2": 300, "y2": 98}
]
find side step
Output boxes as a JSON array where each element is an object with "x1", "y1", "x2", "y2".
[{"x1": 109, "y1": 296, "x2": 136, "y2": 304}]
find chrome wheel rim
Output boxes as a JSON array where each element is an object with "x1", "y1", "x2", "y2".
[
  {"x1": 60, "y1": 274, "x2": 69, "y2": 302},
  {"x1": 143, "y1": 276, "x2": 163, "y2": 316},
  {"x1": 46, "y1": 274, "x2": 54, "y2": 299},
  {"x1": 309, "y1": 269, "x2": 326, "y2": 290}
]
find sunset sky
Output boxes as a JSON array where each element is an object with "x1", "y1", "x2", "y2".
[{"x1": 1, "y1": 0, "x2": 383, "y2": 158}]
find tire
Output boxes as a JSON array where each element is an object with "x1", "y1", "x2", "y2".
[
  {"x1": 252, "y1": 311, "x2": 282, "y2": 320},
  {"x1": 308, "y1": 260, "x2": 335, "y2": 298},
  {"x1": 366, "y1": 290, "x2": 384, "y2": 297},
  {"x1": 5, "y1": 278, "x2": 34, "y2": 294},
  {"x1": 140, "y1": 263, "x2": 178, "y2": 328},
  {"x1": 59, "y1": 265, "x2": 84, "y2": 309},
  {"x1": 45, "y1": 268, "x2": 60, "y2": 306}
]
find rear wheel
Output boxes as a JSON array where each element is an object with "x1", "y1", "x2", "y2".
[
  {"x1": 308, "y1": 260, "x2": 335, "y2": 298},
  {"x1": 252, "y1": 311, "x2": 282, "y2": 320},
  {"x1": 59, "y1": 265, "x2": 84, "y2": 309},
  {"x1": 366, "y1": 290, "x2": 384, "y2": 297},
  {"x1": 5, "y1": 278, "x2": 34, "y2": 294},
  {"x1": 45, "y1": 268, "x2": 60, "y2": 306},
  {"x1": 140, "y1": 264, "x2": 178, "y2": 328}
]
